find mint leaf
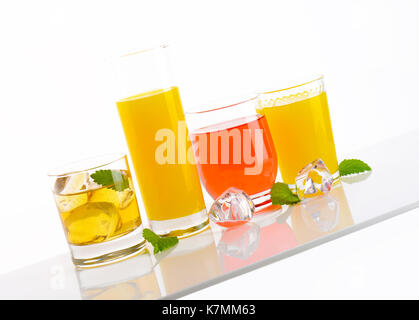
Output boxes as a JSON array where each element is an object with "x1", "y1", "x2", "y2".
[
  {"x1": 143, "y1": 228, "x2": 178, "y2": 254},
  {"x1": 91, "y1": 169, "x2": 130, "y2": 192},
  {"x1": 270, "y1": 182, "x2": 301, "y2": 205},
  {"x1": 338, "y1": 159, "x2": 371, "y2": 176}
]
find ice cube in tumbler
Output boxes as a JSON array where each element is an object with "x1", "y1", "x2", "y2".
[
  {"x1": 208, "y1": 187, "x2": 255, "y2": 227},
  {"x1": 54, "y1": 173, "x2": 89, "y2": 212},
  {"x1": 62, "y1": 202, "x2": 121, "y2": 245},
  {"x1": 295, "y1": 158, "x2": 334, "y2": 200}
]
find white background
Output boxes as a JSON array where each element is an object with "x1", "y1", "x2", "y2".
[{"x1": 1, "y1": 0, "x2": 419, "y2": 298}]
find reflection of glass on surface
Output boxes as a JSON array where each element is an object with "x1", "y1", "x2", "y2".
[
  {"x1": 217, "y1": 212, "x2": 298, "y2": 273},
  {"x1": 290, "y1": 183, "x2": 354, "y2": 244},
  {"x1": 158, "y1": 228, "x2": 222, "y2": 295},
  {"x1": 77, "y1": 250, "x2": 161, "y2": 300}
]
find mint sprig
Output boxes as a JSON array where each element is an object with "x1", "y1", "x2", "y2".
[
  {"x1": 338, "y1": 159, "x2": 371, "y2": 176},
  {"x1": 270, "y1": 182, "x2": 301, "y2": 205},
  {"x1": 91, "y1": 169, "x2": 130, "y2": 192},
  {"x1": 143, "y1": 228, "x2": 179, "y2": 254}
]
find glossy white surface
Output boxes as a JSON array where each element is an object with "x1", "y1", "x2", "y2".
[
  {"x1": 1, "y1": 131, "x2": 418, "y2": 299},
  {"x1": 183, "y1": 206, "x2": 419, "y2": 299}
]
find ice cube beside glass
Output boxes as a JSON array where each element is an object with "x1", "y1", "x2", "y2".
[
  {"x1": 208, "y1": 187, "x2": 255, "y2": 227},
  {"x1": 295, "y1": 158, "x2": 334, "y2": 200}
]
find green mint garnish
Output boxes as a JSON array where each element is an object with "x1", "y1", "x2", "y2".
[
  {"x1": 338, "y1": 159, "x2": 371, "y2": 176},
  {"x1": 143, "y1": 228, "x2": 179, "y2": 254},
  {"x1": 270, "y1": 182, "x2": 301, "y2": 205},
  {"x1": 90, "y1": 169, "x2": 130, "y2": 192}
]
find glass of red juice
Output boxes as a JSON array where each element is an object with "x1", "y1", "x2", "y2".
[{"x1": 186, "y1": 96, "x2": 278, "y2": 211}]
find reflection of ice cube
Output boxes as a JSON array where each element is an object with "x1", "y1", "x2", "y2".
[
  {"x1": 208, "y1": 187, "x2": 255, "y2": 227},
  {"x1": 63, "y1": 202, "x2": 121, "y2": 245},
  {"x1": 300, "y1": 195, "x2": 340, "y2": 233},
  {"x1": 217, "y1": 223, "x2": 260, "y2": 260},
  {"x1": 295, "y1": 158, "x2": 333, "y2": 200}
]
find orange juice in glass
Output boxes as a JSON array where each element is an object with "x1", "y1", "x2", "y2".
[
  {"x1": 115, "y1": 44, "x2": 208, "y2": 237},
  {"x1": 257, "y1": 76, "x2": 339, "y2": 186}
]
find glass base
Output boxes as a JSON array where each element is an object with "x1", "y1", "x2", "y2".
[
  {"x1": 250, "y1": 188, "x2": 273, "y2": 211},
  {"x1": 149, "y1": 208, "x2": 209, "y2": 239},
  {"x1": 253, "y1": 203, "x2": 284, "y2": 216},
  {"x1": 69, "y1": 227, "x2": 146, "y2": 269}
]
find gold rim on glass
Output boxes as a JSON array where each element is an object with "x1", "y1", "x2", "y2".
[{"x1": 258, "y1": 74, "x2": 324, "y2": 95}]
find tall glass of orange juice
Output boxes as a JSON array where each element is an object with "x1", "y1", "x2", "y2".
[
  {"x1": 257, "y1": 76, "x2": 339, "y2": 186},
  {"x1": 115, "y1": 44, "x2": 208, "y2": 237}
]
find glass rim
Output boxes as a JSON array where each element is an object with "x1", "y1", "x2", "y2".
[
  {"x1": 120, "y1": 43, "x2": 169, "y2": 59},
  {"x1": 47, "y1": 152, "x2": 127, "y2": 177},
  {"x1": 258, "y1": 74, "x2": 324, "y2": 95},
  {"x1": 186, "y1": 94, "x2": 258, "y2": 115}
]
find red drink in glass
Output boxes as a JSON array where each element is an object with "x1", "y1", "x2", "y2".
[{"x1": 190, "y1": 113, "x2": 277, "y2": 207}]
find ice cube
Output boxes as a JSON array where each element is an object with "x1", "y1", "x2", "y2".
[
  {"x1": 54, "y1": 176, "x2": 69, "y2": 194},
  {"x1": 295, "y1": 158, "x2": 334, "y2": 200},
  {"x1": 116, "y1": 189, "x2": 135, "y2": 210},
  {"x1": 60, "y1": 173, "x2": 89, "y2": 194},
  {"x1": 55, "y1": 193, "x2": 88, "y2": 213},
  {"x1": 62, "y1": 202, "x2": 121, "y2": 245},
  {"x1": 90, "y1": 187, "x2": 135, "y2": 210},
  {"x1": 54, "y1": 173, "x2": 90, "y2": 212},
  {"x1": 208, "y1": 187, "x2": 255, "y2": 227}
]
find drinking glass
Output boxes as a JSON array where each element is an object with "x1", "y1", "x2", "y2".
[
  {"x1": 257, "y1": 76, "x2": 339, "y2": 186},
  {"x1": 186, "y1": 95, "x2": 278, "y2": 210},
  {"x1": 115, "y1": 44, "x2": 208, "y2": 237},
  {"x1": 48, "y1": 153, "x2": 145, "y2": 268}
]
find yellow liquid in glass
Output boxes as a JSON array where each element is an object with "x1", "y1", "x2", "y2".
[
  {"x1": 116, "y1": 86, "x2": 206, "y2": 221},
  {"x1": 259, "y1": 92, "x2": 338, "y2": 184},
  {"x1": 54, "y1": 175, "x2": 142, "y2": 246}
]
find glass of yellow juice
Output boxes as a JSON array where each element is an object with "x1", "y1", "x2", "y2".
[
  {"x1": 257, "y1": 76, "x2": 339, "y2": 186},
  {"x1": 115, "y1": 44, "x2": 208, "y2": 237},
  {"x1": 48, "y1": 153, "x2": 145, "y2": 268}
]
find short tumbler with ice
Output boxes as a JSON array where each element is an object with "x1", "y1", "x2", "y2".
[{"x1": 48, "y1": 153, "x2": 145, "y2": 268}]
